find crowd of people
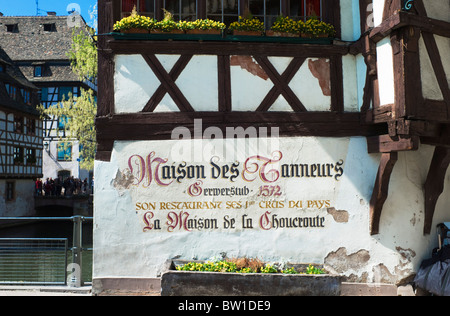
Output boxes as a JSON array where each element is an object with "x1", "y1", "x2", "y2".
[{"x1": 35, "y1": 176, "x2": 91, "y2": 197}]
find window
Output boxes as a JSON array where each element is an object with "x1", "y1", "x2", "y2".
[
  {"x1": 5, "y1": 24, "x2": 18, "y2": 33},
  {"x1": 13, "y1": 147, "x2": 24, "y2": 165},
  {"x1": 249, "y1": 0, "x2": 280, "y2": 28},
  {"x1": 207, "y1": 0, "x2": 239, "y2": 25},
  {"x1": 21, "y1": 89, "x2": 32, "y2": 105},
  {"x1": 122, "y1": 0, "x2": 155, "y2": 17},
  {"x1": 43, "y1": 23, "x2": 56, "y2": 32},
  {"x1": 34, "y1": 66, "x2": 43, "y2": 77},
  {"x1": 6, "y1": 182, "x2": 15, "y2": 201},
  {"x1": 290, "y1": 0, "x2": 322, "y2": 21},
  {"x1": 121, "y1": 0, "x2": 324, "y2": 28},
  {"x1": 26, "y1": 118, "x2": 36, "y2": 135},
  {"x1": 14, "y1": 116, "x2": 23, "y2": 133},
  {"x1": 0, "y1": 63, "x2": 5, "y2": 73},
  {"x1": 57, "y1": 142, "x2": 72, "y2": 161},
  {"x1": 5, "y1": 84, "x2": 17, "y2": 101},
  {"x1": 26, "y1": 148, "x2": 36, "y2": 165},
  {"x1": 164, "y1": 0, "x2": 196, "y2": 21},
  {"x1": 58, "y1": 115, "x2": 69, "y2": 130}
]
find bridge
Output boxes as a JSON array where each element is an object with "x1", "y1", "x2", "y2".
[{"x1": 34, "y1": 195, "x2": 93, "y2": 217}]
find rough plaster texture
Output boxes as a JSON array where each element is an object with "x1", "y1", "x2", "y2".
[{"x1": 93, "y1": 137, "x2": 445, "y2": 285}]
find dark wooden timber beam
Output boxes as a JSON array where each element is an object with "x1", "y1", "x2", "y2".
[
  {"x1": 370, "y1": 152, "x2": 398, "y2": 235},
  {"x1": 367, "y1": 134, "x2": 419, "y2": 153},
  {"x1": 108, "y1": 40, "x2": 350, "y2": 57},
  {"x1": 424, "y1": 146, "x2": 450, "y2": 234},
  {"x1": 369, "y1": 11, "x2": 450, "y2": 44}
]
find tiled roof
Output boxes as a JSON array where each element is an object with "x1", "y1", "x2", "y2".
[
  {"x1": 0, "y1": 46, "x2": 40, "y2": 116},
  {"x1": 0, "y1": 16, "x2": 90, "y2": 83},
  {"x1": 0, "y1": 16, "x2": 84, "y2": 61}
]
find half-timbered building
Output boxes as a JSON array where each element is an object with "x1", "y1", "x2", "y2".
[
  {"x1": 0, "y1": 46, "x2": 42, "y2": 216},
  {"x1": 0, "y1": 14, "x2": 94, "y2": 185},
  {"x1": 93, "y1": 0, "x2": 450, "y2": 295}
]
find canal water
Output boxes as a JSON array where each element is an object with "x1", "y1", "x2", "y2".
[{"x1": 0, "y1": 220, "x2": 93, "y2": 284}]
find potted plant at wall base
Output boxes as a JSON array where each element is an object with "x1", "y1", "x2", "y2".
[
  {"x1": 161, "y1": 257, "x2": 342, "y2": 296},
  {"x1": 182, "y1": 19, "x2": 226, "y2": 35},
  {"x1": 229, "y1": 15, "x2": 264, "y2": 36},
  {"x1": 266, "y1": 15, "x2": 302, "y2": 37},
  {"x1": 301, "y1": 17, "x2": 336, "y2": 38},
  {"x1": 113, "y1": 6, "x2": 156, "y2": 34},
  {"x1": 152, "y1": 9, "x2": 184, "y2": 34}
]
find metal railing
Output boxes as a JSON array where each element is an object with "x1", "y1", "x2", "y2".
[{"x1": 0, "y1": 216, "x2": 92, "y2": 287}]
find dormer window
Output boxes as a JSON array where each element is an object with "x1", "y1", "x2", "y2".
[
  {"x1": 34, "y1": 65, "x2": 43, "y2": 77},
  {"x1": 5, "y1": 24, "x2": 18, "y2": 33},
  {"x1": 43, "y1": 23, "x2": 56, "y2": 32}
]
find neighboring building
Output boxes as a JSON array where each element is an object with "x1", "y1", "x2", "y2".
[
  {"x1": 0, "y1": 14, "x2": 94, "y2": 185},
  {"x1": 94, "y1": 0, "x2": 450, "y2": 295},
  {"x1": 0, "y1": 46, "x2": 42, "y2": 216}
]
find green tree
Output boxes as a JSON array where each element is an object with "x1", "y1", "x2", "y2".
[{"x1": 38, "y1": 27, "x2": 97, "y2": 170}]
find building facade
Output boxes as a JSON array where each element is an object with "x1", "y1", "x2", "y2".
[
  {"x1": 0, "y1": 14, "x2": 94, "y2": 185},
  {"x1": 0, "y1": 46, "x2": 42, "y2": 216},
  {"x1": 94, "y1": 0, "x2": 450, "y2": 295}
]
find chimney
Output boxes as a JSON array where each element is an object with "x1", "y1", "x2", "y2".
[
  {"x1": 0, "y1": 12, "x2": 4, "y2": 16},
  {"x1": 47, "y1": 11, "x2": 56, "y2": 16}
]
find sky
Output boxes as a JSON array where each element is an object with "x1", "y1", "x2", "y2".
[{"x1": 0, "y1": 0, "x2": 98, "y2": 28}]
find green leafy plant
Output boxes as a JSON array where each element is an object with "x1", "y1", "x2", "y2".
[
  {"x1": 180, "y1": 19, "x2": 226, "y2": 31},
  {"x1": 260, "y1": 264, "x2": 278, "y2": 274},
  {"x1": 270, "y1": 15, "x2": 302, "y2": 34},
  {"x1": 302, "y1": 17, "x2": 335, "y2": 37},
  {"x1": 305, "y1": 264, "x2": 326, "y2": 274},
  {"x1": 113, "y1": 7, "x2": 156, "y2": 32},
  {"x1": 154, "y1": 9, "x2": 183, "y2": 32},
  {"x1": 229, "y1": 16, "x2": 264, "y2": 33},
  {"x1": 176, "y1": 258, "x2": 324, "y2": 275}
]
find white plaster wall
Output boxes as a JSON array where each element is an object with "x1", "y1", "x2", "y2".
[
  {"x1": 42, "y1": 140, "x2": 82, "y2": 180},
  {"x1": 376, "y1": 37, "x2": 395, "y2": 106},
  {"x1": 372, "y1": 0, "x2": 385, "y2": 27},
  {"x1": 342, "y1": 54, "x2": 358, "y2": 112},
  {"x1": 356, "y1": 54, "x2": 368, "y2": 110},
  {"x1": 290, "y1": 58, "x2": 331, "y2": 111},
  {"x1": 340, "y1": 0, "x2": 361, "y2": 41},
  {"x1": 114, "y1": 54, "x2": 159, "y2": 113},
  {"x1": 93, "y1": 137, "x2": 446, "y2": 282},
  {"x1": 176, "y1": 55, "x2": 219, "y2": 112},
  {"x1": 0, "y1": 180, "x2": 36, "y2": 217},
  {"x1": 423, "y1": 0, "x2": 450, "y2": 22},
  {"x1": 419, "y1": 35, "x2": 450, "y2": 101},
  {"x1": 115, "y1": 55, "x2": 336, "y2": 113}
]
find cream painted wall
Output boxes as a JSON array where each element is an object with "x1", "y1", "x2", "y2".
[{"x1": 93, "y1": 137, "x2": 442, "y2": 283}]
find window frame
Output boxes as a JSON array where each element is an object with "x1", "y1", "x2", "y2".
[
  {"x1": 13, "y1": 147, "x2": 24, "y2": 165},
  {"x1": 120, "y1": 0, "x2": 326, "y2": 27},
  {"x1": 6, "y1": 181, "x2": 15, "y2": 202},
  {"x1": 26, "y1": 148, "x2": 37, "y2": 165},
  {"x1": 5, "y1": 24, "x2": 18, "y2": 33},
  {"x1": 34, "y1": 65, "x2": 43, "y2": 77},
  {"x1": 57, "y1": 142, "x2": 73, "y2": 162}
]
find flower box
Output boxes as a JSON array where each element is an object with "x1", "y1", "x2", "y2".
[
  {"x1": 150, "y1": 29, "x2": 184, "y2": 34},
  {"x1": 186, "y1": 29, "x2": 222, "y2": 35},
  {"x1": 232, "y1": 30, "x2": 262, "y2": 36},
  {"x1": 161, "y1": 270, "x2": 342, "y2": 296},
  {"x1": 122, "y1": 28, "x2": 149, "y2": 34},
  {"x1": 266, "y1": 30, "x2": 298, "y2": 37},
  {"x1": 160, "y1": 260, "x2": 342, "y2": 296}
]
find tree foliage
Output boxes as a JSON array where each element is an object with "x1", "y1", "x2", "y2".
[
  {"x1": 38, "y1": 27, "x2": 97, "y2": 170},
  {"x1": 68, "y1": 27, "x2": 98, "y2": 81}
]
